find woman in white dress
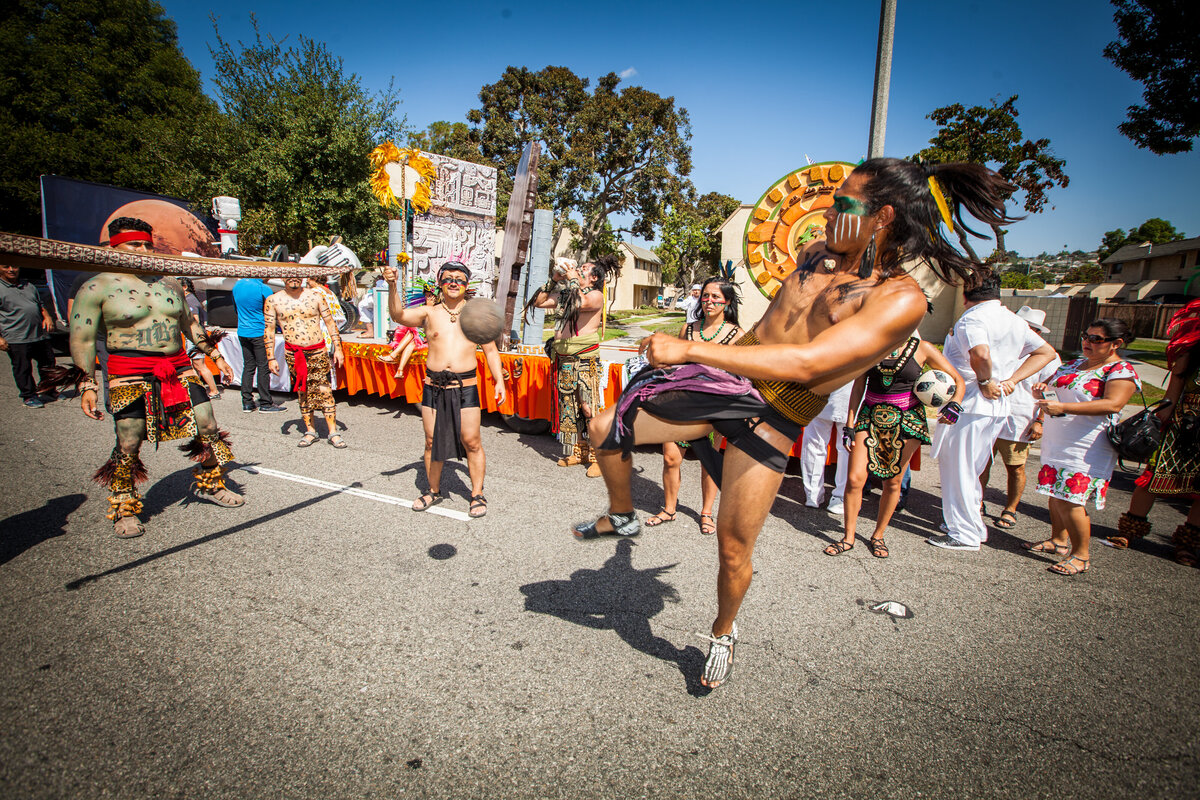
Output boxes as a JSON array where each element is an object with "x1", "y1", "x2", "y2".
[{"x1": 1029, "y1": 318, "x2": 1139, "y2": 575}]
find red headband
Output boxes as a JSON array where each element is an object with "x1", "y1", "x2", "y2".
[{"x1": 109, "y1": 230, "x2": 153, "y2": 247}]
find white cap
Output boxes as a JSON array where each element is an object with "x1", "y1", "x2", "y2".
[{"x1": 691, "y1": 284, "x2": 701, "y2": 290}]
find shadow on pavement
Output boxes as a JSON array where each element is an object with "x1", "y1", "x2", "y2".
[
  {"x1": 520, "y1": 538, "x2": 710, "y2": 697},
  {"x1": 0, "y1": 493, "x2": 86, "y2": 565},
  {"x1": 64, "y1": 478, "x2": 343, "y2": 591}
]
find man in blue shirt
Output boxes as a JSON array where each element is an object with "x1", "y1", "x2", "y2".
[{"x1": 232, "y1": 277, "x2": 284, "y2": 413}]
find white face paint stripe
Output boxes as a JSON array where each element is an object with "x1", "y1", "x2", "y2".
[
  {"x1": 237, "y1": 465, "x2": 472, "y2": 521},
  {"x1": 830, "y1": 212, "x2": 860, "y2": 248}
]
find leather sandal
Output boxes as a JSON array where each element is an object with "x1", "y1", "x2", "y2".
[
  {"x1": 468, "y1": 494, "x2": 487, "y2": 518},
  {"x1": 824, "y1": 540, "x2": 855, "y2": 556},
  {"x1": 699, "y1": 513, "x2": 716, "y2": 536},
  {"x1": 869, "y1": 537, "x2": 889, "y2": 558},
  {"x1": 412, "y1": 491, "x2": 443, "y2": 512},
  {"x1": 1048, "y1": 555, "x2": 1090, "y2": 575},
  {"x1": 645, "y1": 509, "x2": 676, "y2": 527}
]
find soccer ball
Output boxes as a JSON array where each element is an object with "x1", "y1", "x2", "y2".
[{"x1": 914, "y1": 369, "x2": 957, "y2": 408}]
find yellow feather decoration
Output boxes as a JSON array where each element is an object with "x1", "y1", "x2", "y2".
[
  {"x1": 367, "y1": 143, "x2": 438, "y2": 215},
  {"x1": 927, "y1": 176, "x2": 954, "y2": 233}
]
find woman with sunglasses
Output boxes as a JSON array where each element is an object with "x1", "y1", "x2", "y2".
[
  {"x1": 645, "y1": 277, "x2": 744, "y2": 535},
  {"x1": 1028, "y1": 318, "x2": 1139, "y2": 575}
]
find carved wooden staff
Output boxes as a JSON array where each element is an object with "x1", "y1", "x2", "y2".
[{"x1": 0, "y1": 232, "x2": 356, "y2": 278}]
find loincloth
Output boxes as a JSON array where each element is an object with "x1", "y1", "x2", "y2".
[
  {"x1": 108, "y1": 349, "x2": 207, "y2": 445},
  {"x1": 734, "y1": 330, "x2": 828, "y2": 427},
  {"x1": 552, "y1": 334, "x2": 603, "y2": 453},
  {"x1": 421, "y1": 368, "x2": 480, "y2": 462},
  {"x1": 285, "y1": 341, "x2": 335, "y2": 416},
  {"x1": 599, "y1": 363, "x2": 805, "y2": 478}
]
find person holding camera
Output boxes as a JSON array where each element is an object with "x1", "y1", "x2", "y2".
[{"x1": 1027, "y1": 318, "x2": 1139, "y2": 575}]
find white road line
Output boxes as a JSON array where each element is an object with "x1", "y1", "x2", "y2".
[{"x1": 237, "y1": 465, "x2": 471, "y2": 521}]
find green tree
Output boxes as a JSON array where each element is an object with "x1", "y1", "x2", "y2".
[
  {"x1": 0, "y1": 0, "x2": 225, "y2": 234},
  {"x1": 467, "y1": 67, "x2": 693, "y2": 257},
  {"x1": 1098, "y1": 217, "x2": 1185, "y2": 260},
  {"x1": 467, "y1": 66, "x2": 590, "y2": 218},
  {"x1": 914, "y1": 95, "x2": 1069, "y2": 260},
  {"x1": 209, "y1": 18, "x2": 406, "y2": 256},
  {"x1": 1063, "y1": 263, "x2": 1104, "y2": 283},
  {"x1": 654, "y1": 191, "x2": 739, "y2": 287},
  {"x1": 406, "y1": 121, "x2": 476, "y2": 160},
  {"x1": 1104, "y1": 0, "x2": 1200, "y2": 154}
]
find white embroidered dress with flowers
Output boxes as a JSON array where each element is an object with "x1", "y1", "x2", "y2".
[{"x1": 1036, "y1": 358, "x2": 1140, "y2": 509}]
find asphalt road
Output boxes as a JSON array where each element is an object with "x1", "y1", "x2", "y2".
[{"x1": 1, "y1": 365, "x2": 1197, "y2": 799}]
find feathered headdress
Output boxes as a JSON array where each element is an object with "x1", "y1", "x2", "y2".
[{"x1": 1165, "y1": 299, "x2": 1200, "y2": 370}]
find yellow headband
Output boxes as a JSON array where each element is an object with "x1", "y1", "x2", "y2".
[{"x1": 927, "y1": 176, "x2": 954, "y2": 233}]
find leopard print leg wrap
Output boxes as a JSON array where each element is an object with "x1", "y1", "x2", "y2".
[
  {"x1": 202, "y1": 430, "x2": 234, "y2": 466},
  {"x1": 93, "y1": 447, "x2": 148, "y2": 492}
]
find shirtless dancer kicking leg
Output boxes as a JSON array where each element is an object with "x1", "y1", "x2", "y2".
[
  {"x1": 578, "y1": 158, "x2": 1027, "y2": 688},
  {"x1": 264, "y1": 277, "x2": 346, "y2": 447},
  {"x1": 383, "y1": 261, "x2": 506, "y2": 518},
  {"x1": 67, "y1": 217, "x2": 242, "y2": 538}
]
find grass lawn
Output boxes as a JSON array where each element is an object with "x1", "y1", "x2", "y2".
[
  {"x1": 1133, "y1": 382, "x2": 1166, "y2": 406},
  {"x1": 1123, "y1": 338, "x2": 1169, "y2": 370},
  {"x1": 642, "y1": 320, "x2": 689, "y2": 335},
  {"x1": 541, "y1": 326, "x2": 628, "y2": 342}
]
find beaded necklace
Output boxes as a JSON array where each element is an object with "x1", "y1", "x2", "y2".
[
  {"x1": 874, "y1": 336, "x2": 920, "y2": 387},
  {"x1": 698, "y1": 320, "x2": 727, "y2": 342}
]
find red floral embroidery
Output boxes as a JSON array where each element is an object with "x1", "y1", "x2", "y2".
[
  {"x1": 1083, "y1": 378, "x2": 1103, "y2": 397},
  {"x1": 1038, "y1": 464, "x2": 1057, "y2": 487},
  {"x1": 1065, "y1": 472, "x2": 1091, "y2": 495},
  {"x1": 1099, "y1": 482, "x2": 1108, "y2": 500},
  {"x1": 1055, "y1": 373, "x2": 1074, "y2": 388}
]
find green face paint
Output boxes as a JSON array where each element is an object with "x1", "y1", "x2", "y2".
[{"x1": 832, "y1": 194, "x2": 868, "y2": 216}]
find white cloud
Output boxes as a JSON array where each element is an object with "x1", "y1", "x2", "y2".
[{"x1": 619, "y1": 67, "x2": 638, "y2": 79}]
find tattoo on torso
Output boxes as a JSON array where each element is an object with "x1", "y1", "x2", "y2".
[{"x1": 74, "y1": 275, "x2": 187, "y2": 352}]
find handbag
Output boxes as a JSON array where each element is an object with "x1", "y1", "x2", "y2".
[{"x1": 1107, "y1": 396, "x2": 1172, "y2": 468}]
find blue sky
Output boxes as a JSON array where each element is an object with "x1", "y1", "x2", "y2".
[{"x1": 160, "y1": 0, "x2": 1199, "y2": 258}]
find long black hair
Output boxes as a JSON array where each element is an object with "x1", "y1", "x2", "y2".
[
  {"x1": 699, "y1": 276, "x2": 740, "y2": 326},
  {"x1": 853, "y1": 158, "x2": 1022, "y2": 286}
]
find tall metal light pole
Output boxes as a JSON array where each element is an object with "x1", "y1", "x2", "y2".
[{"x1": 867, "y1": 0, "x2": 897, "y2": 159}]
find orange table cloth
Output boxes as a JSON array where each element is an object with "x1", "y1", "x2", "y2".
[{"x1": 340, "y1": 342, "x2": 623, "y2": 420}]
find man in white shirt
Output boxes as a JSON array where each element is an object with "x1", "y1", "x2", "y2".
[
  {"x1": 929, "y1": 278, "x2": 1057, "y2": 550},
  {"x1": 979, "y1": 307, "x2": 1062, "y2": 529},
  {"x1": 801, "y1": 382, "x2": 853, "y2": 515},
  {"x1": 679, "y1": 284, "x2": 702, "y2": 323}
]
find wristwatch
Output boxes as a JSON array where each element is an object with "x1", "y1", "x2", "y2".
[{"x1": 978, "y1": 378, "x2": 996, "y2": 387}]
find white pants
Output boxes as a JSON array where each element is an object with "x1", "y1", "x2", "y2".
[
  {"x1": 801, "y1": 418, "x2": 849, "y2": 506},
  {"x1": 937, "y1": 411, "x2": 1006, "y2": 546}
]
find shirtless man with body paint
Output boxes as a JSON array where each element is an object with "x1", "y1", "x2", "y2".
[
  {"x1": 70, "y1": 216, "x2": 241, "y2": 538},
  {"x1": 264, "y1": 277, "x2": 346, "y2": 447}
]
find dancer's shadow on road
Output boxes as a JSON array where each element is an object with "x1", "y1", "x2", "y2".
[
  {"x1": 520, "y1": 539, "x2": 710, "y2": 696},
  {"x1": 0, "y1": 493, "x2": 86, "y2": 565}
]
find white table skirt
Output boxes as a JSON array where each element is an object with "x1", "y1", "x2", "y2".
[{"x1": 216, "y1": 333, "x2": 339, "y2": 391}]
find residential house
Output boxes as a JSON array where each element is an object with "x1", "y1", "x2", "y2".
[{"x1": 1101, "y1": 237, "x2": 1200, "y2": 303}]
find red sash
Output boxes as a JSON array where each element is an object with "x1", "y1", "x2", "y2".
[
  {"x1": 285, "y1": 341, "x2": 325, "y2": 392},
  {"x1": 108, "y1": 350, "x2": 191, "y2": 406}
]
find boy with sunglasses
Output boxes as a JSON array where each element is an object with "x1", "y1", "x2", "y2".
[{"x1": 382, "y1": 261, "x2": 505, "y2": 518}]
